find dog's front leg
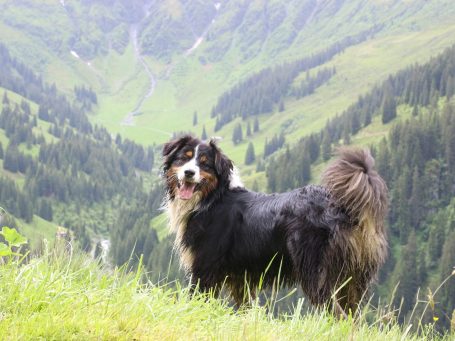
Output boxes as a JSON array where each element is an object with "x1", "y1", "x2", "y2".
[{"x1": 187, "y1": 272, "x2": 221, "y2": 301}]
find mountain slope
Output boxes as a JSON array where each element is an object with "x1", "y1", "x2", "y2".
[
  {"x1": 1, "y1": 0, "x2": 455, "y2": 165},
  {"x1": 0, "y1": 43, "x2": 159, "y2": 252}
]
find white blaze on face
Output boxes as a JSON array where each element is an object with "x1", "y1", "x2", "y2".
[{"x1": 177, "y1": 145, "x2": 201, "y2": 200}]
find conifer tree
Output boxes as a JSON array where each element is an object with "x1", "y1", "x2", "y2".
[
  {"x1": 394, "y1": 232, "x2": 419, "y2": 316},
  {"x1": 343, "y1": 125, "x2": 351, "y2": 145},
  {"x1": 232, "y1": 123, "x2": 243, "y2": 145},
  {"x1": 301, "y1": 149, "x2": 311, "y2": 184},
  {"x1": 193, "y1": 111, "x2": 198, "y2": 126},
  {"x1": 38, "y1": 198, "x2": 53, "y2": 221},
  {"x1": 246, "y1": 121, "x2": 252, "y2": 136},
  {"x1": 201, "y1": 125, "x2": 207, "y2": 140},
  {"x1": 253, "y1": 117, "x2": 260, "y2": 132},
  {"x1": 409, "y1": 167, "x2": 424, "y2": 228},
  {"x1": 321, "y1": 130, "x2": 331, "y2": 161},
  {"x1": 2, "y1": 91, "x2": 8, "y2": 105},
  {"x1": 245, "y1": 142, "x2": 255, "y2": 165},
  {"x1": 439, "y1": 230, "x2": 455, "y2": 319},
  {"x1": 256, "y1": 159, "x2": 265, "y2": 172},
  {"x1": 381, "y1": 94, "x2": 397, "y2": 124},
  {"x1": 351, "y1": 112, "x2": 361, "y2": 134},
  {"x1": 427, "y1": 211, "x2": 447, "y2": 265},
  {"x1": 214, "y1": 117, "x2": 221, "y2": 132}
]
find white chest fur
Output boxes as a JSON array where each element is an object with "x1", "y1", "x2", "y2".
[{"x1": 166, "y1": 194, "x2": 201, "y2": 272}]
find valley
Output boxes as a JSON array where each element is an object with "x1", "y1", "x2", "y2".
[{"x1": 0, "y1": 0, "x2": 455, "y2": 334}]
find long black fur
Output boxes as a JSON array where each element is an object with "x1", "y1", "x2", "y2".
[{"x1": 162, "y1": 136, "x2": 388, "y2": 313}]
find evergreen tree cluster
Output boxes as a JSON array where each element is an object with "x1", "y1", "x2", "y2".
[
  {"x1": 0, "y1": 177, "x2": 33, "y2": 222},
  {"x1": 0, "y1": 43, "x2": 159, "y2": 256},
  {"x1": 266, "y1": 135, "x2": 317, "y2": 192},
  {"x1": 0, "y1": 102, "x2": 38, "y2": 146},
  {"x1": 3, "y1": 144, "x2": 34, "y2": 174},
  {"x1": 74, "y1": 85, "x2": 98, "y2": 111},
  {"x1": 0, "y1": 43, "x2": 92, "y2": 133},
  {"x1": 1, "y1": 97, "x2": 151, "y2": 235},
  {"x1": 264, "y1": 44, "x2": 455, "y2": 330},
  {"x1": 108, "y1": 184, "x2": 185, "y2": 283},
  {"x1": 263, "y1": 132, "x2": 286, "y2": 158},
  {"x1": 376, "y1": 104, "x2": 455, "y2": 329},
  {"x1": 211, "y1": 27, "x2": 380, "y2": 130},
  {"x1": 290, "y1": 67, "x2": 336, "y2": 99},
  {"x1": 115, "y1": 135, "x2": 154, "y2": 172},
  {"x1": 267, "y1": 44, "x2": 455, "y2": 193}
]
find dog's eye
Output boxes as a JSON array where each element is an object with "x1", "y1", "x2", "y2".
[
  {"x1": 199, "y1": 155, "x2": 207, "y2": 163},
  {"x1": 185, "y1": 150, "x2": 193, "y2": 158}
]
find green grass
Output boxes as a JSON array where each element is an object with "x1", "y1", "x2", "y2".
[
  {"x1": 0, "y1": 250, "x2": 448, "y2": 340},
  {"x1": 17, "y1": 215, "x2": 58, "y2": 249}
]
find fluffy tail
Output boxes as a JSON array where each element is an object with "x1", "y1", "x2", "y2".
[{"x1": 321, "y1": 148, "x2": 388, "y2": 232}]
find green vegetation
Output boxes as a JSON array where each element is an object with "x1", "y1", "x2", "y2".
[
  {"x1": 262, "y1": 44, "x2": 455, "y2": 330},
  {"x1": 1, "y1": 1, "x2": 455, "y2": 337},
  {"x1": 0, "y1": 43, "x2": 159, "y2": 254},
  {"x1": 2, "y1": 0, "x2": 455, "y2": 165},
  {"x1": 1, "y1": 244, "x2": 452, "y2": 340}
]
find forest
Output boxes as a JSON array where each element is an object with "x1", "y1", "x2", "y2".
[
  {"x1": 210, "y1": 26, "x2": 379, "y2": 130},
  {"x1": 0, "y1": 43, "x2": 159, "y2": 256},
  {"x1": 265, "y1": 45, "x2": 455, "y2": 329}
]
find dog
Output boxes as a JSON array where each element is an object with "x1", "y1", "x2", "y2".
[{"x1": 162, "y1": 134, "x2": 388, "y2": 313}]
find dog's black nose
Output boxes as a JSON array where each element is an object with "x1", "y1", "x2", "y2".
[{"x1": 184, "y1": 170, "x2": 195, "y2": 178}]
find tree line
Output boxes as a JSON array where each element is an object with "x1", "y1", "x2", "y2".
[{"x1": 211, "y1": 26, "x2": 381, "y2": 130}]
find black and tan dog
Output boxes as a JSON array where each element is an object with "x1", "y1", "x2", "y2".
[{"x1": 162, "y1": 135, "x2": 388, "y2": 313}]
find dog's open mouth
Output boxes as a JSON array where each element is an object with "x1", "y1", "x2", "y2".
[{"x1": 178, "y1": 181, "x2": 197, "y2": 200}]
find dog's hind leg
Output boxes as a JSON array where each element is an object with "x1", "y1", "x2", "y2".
[
  {"x1": 332, "y1": 299, "x2": 349, "y2": 319},
  {"x1": 333, "y1": 275, "x2": 369, "y2": 316}
]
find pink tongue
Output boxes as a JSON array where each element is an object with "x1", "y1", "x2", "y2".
[{"x1": 179, "y1": 182, "x2": 196, "y2": 200}]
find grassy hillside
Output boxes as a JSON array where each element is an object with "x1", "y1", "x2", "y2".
[
  {"x1": 1, "y1": 3, "x2": 455, "y2": 336},
  {"x1": 0, "y1": 248, "x2": 449, "y2": 340},
  {"x1": 0, "y1": 44, "x2": 157, "y2": 253},
  {"x1": 2, "y1": 1, "x2": 455, "y2": 166}
]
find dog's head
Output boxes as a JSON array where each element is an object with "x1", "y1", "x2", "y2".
[{"x1": 162, "y1": 135, "x2": 241, "y2": 201}]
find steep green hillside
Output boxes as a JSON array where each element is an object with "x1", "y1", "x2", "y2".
[
  {"x1": 262, "y1": 44, "x2": 455, "y2": 330},
  {"x1": 1, "y1": 0, "x2": 455, "y2": 167},
  {"x1": 0, "y1": 44, "x2": 160, "y2": 253}
]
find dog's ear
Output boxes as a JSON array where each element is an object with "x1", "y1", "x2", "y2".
[
  {"x1": 162, "y1": 135, "x2": 192, "y2": 157},
  {"x1": 162, "y1": 135, "x2": 193, "y2": 173},
  {"x1": 209, "y1": 138, "x2": 233, "y2": 183}
]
